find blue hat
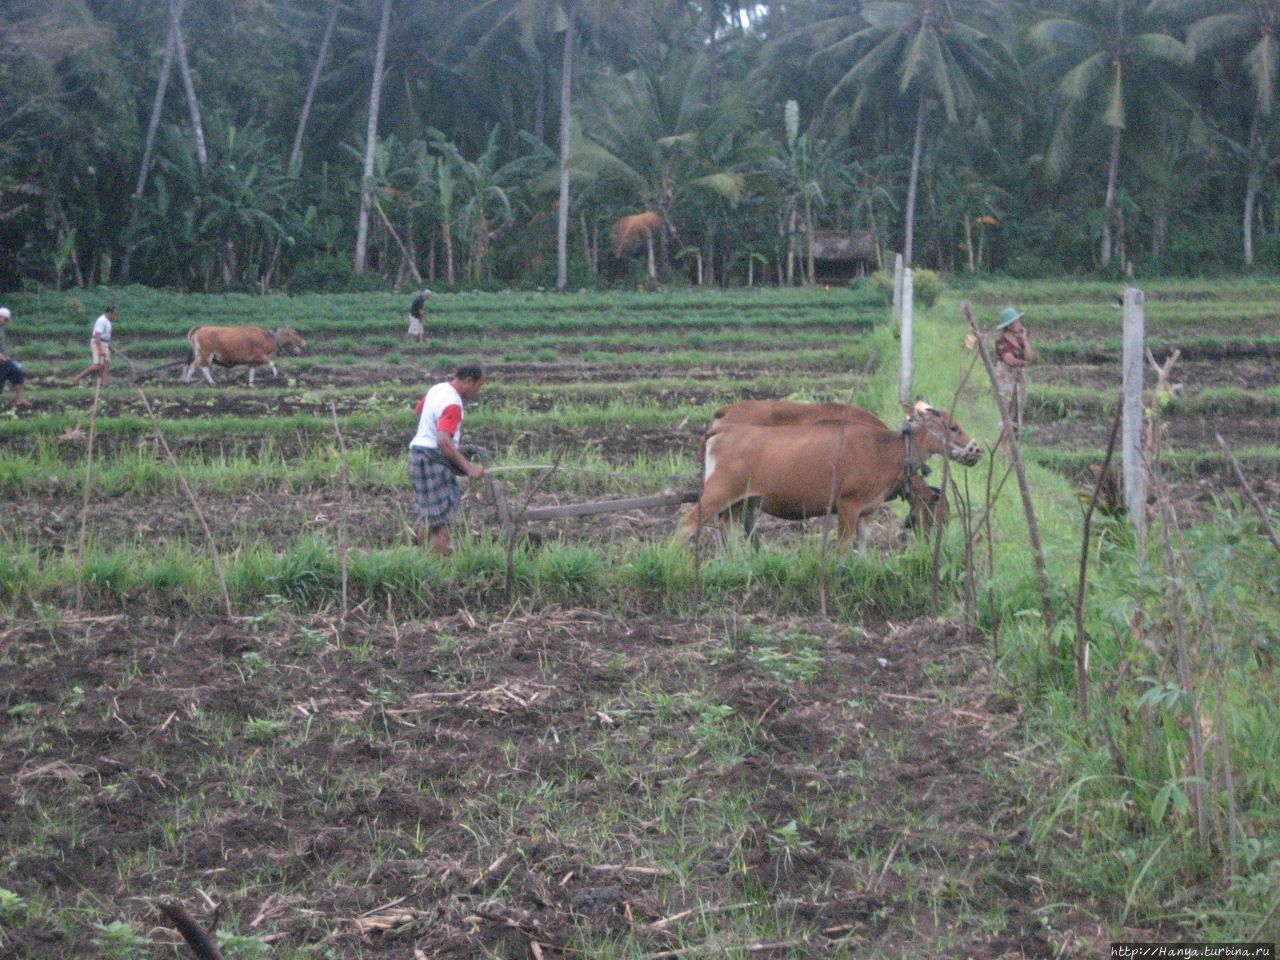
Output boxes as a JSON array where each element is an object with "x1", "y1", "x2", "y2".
[{"x1": 996, "y1": 307, "x2": 1023, "y2": 330}]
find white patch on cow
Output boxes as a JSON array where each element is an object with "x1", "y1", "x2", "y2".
[{"x1": 704, "y1": 435, "x2": 718, "y2": 483}]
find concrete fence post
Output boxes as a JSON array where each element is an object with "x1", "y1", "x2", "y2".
[
  {"x1": 892, "y1": 253, "x2": 904, "y2": 327},
  {"x1": 899, "y1": 266, "x2": 914, "y2": 405},
  {"x1": 1122, "y1": 287, "x2": 1146, "y2": 545}
]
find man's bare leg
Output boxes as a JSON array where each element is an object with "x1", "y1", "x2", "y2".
[{"x1": 71, "y1": 363, "x2": 103, "y2": 383}]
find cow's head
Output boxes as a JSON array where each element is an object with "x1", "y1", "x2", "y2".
[
  {"x1": 904, "y1": 402, "x2": 982, "y2": 466},
  {"x1": 274, "y1": 326, "x2": 307, "y2": 355}
]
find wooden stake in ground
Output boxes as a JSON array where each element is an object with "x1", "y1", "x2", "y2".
[
  {"x1": 931, "y1": 354, "x2": 979, "y2": 615},
  {"x1": 138, "y1": 387, "x2": 233, "y2": 618},
  {"x1": 159, "y1": 901, "x2": 225, "y2": 960},
  {"x1": 330, "y1": 401, "x2": 350, "y2": 622},
  {"x1": 1144, "y1": 429, "x2": 1210, "y2": 846},
  {"x1": 1074, "y1": 398, "x2": 1124, "y2": 722},
  {"x1": 505, "y1": 454, "x2": 562, "y2": 602},
  {"x1": 74, "y1": 378, "x2": 103, "y2": 610},
  {"x1": 963, "y1": 301, "x2": 1055, "y2": 631},
  {"x1": 817, "y1": 419, "x2": 851, "y2": 618}
]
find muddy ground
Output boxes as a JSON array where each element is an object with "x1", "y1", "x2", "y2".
[
  {"x1": 1, "y1": 610, "x2": 1152, "y2": 958},
  {"x1": 1036, "y1": 358, "x2": 1279, "y2": 392}
]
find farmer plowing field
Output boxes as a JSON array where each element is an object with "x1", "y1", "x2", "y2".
[
  {"x1": 70, "y1": 305, "x2": 117, "y2": 385},
  {"x1": 409, "y1": 363, "x2": 487, "y2": 556}
]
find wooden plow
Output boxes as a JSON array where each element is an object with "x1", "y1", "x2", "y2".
[{"x1": 485, "y1": 474, "x2": 697, "y2": 535}]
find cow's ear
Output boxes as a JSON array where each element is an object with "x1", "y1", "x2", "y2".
[{"x1": 901, "y1": 402, "x2": 916, "y2": 418}]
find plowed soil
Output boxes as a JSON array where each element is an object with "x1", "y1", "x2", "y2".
[{"x1": 1, "y1": 610, "x2": 1141, "y2": 958}]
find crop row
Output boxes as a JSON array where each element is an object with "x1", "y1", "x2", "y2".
[
  {"x1": 6, "y1": 343, "x2": 880, "y2": 386},
  {"x1": 0, "y1": 442, "x2": 695, "y2": 499},
  {"x1": 0, "y1": 535, "x2": 941, "y2": 621},
  {"x1": 6, "y1": 439, "x2": 1276, "y2": 509},
  {"x1": 10, "y1": 325, "x2": 873, "y2": 363},
  {"x1": 7, "y1": 306, "x2": 883, "y2": 343},
  {"x1": 1026, "y1": 385, "x2": 1280, "y2": 419},
  {"x1": 0, "y1": 399, "x2": 724, "y2": 444}
]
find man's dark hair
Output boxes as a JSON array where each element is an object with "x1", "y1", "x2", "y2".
[
  {"x1": 454, "y1": 363, "x2": 484, "y2": 381},
  {"x1": 104, "y1": 305, "x2": 117, "y2": 314}
]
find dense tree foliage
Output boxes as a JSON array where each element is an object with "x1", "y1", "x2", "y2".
[{"x1": 1, "y1": 0, "x2": 1277, "y2": 292}]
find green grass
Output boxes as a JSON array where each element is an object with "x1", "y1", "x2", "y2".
[
  {"x1": 907, "y1": 281, "x2": 1280, "y2": 940},
  {"x1": 0, "y1": 535, "x2": 946, "y2": 622}
]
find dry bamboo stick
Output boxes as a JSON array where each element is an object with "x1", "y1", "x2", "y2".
[
  {"x1": 330, "y1": 401, "x2": 350, "y2": 622},
  {"x1": 74, "y1": 377, "x2": 103, "y2": 610},
  {"x1": 138, "y1": 387, "x2": 233, "y2": 618},
  {"x1": 963, "y1": 301, "x2": 1055, "y2": 630}
]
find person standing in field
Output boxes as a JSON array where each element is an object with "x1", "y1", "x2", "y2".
[
  {"x1": 994, "y1": 306, "x2": 1035, "y2": 430},
  {"x1": 405, "y1": 288, "x2": 431, "y2": 343},
  {"x1": 0, "y1": 307, "x2": 31, "y2": 407},
  {"x1": 71, "y1": 305, "x2": 118, "y2": 385},
  {"x1": 409, "y1": 363, "x2": 487, "y2": 556}
]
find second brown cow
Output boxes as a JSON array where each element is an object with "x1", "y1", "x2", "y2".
[
  {"x1": 678, "y1": 402, "x2": 980, "y2": 550},
  {"x1": 183, "y1": 325, "x2": 307, "y2": 386}
]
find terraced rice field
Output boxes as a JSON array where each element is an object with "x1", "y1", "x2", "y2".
[{"x1": 1, "y1": 282, "x2": 1275, "y2": 958}]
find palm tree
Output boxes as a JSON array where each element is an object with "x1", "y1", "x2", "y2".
[
  {"x1": 761, "y1": 100, "x2": 844, "y2": 285},
  {"x1": 1031, "y1": 0, "x2": 1193, "y2": 266},
  {"x1": 812, "y1": 1, "x2": 1016, "y2": 268},
  {"x1": 289, "y1": 0, "x2": 342, "y2": 172},
  {"x1": 121, "y1": 15, "x2": 177, "y2": 283},
  {"x1": 450, "y1": 0, "x2": 601, "y2": 291},
  {"x1": 430, "y1": 128, "x2": 528, "y2": 282},
  {"x1": 354, "y1": 0, "x2": 391, "y2": 274},
  {"x1": 1159, "y1": 0, "x2": 1280, "y2": 264},
  {"x1": 169, "y1": 0, "x2": 207, "y2": 167}
]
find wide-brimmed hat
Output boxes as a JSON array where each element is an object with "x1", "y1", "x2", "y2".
[{"x1": 996, "y1": 307, "x2": 1023, "y2": 330}]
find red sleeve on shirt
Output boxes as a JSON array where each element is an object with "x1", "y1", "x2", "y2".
[
  {"x1": 414, "y1": 396, "x2": 426, "y2": 415},
  {"x1": 436, "y1": 404, "x2": 463, "y2": 438}
]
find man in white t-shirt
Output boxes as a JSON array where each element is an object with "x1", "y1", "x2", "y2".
[
  {"x1": 408, "y1": 363, "x2": 486, "y2": 556},
  {"x1": 71, "y1": 306, "x2": 118, "y2": 384}
]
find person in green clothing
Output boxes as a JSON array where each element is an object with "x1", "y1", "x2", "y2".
[{"x1": 993, "y1": 306, "x2": 1035, "y2": 429}]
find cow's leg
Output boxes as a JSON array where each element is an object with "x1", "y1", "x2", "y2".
[
  {"x1": 181, "y1": 363, "x2": 193, "y2": 383},
  {"x1": 269, "y1": 362, "x2": 279, "y2": 378},
  {"x1": 201, "y1": 365, "x2": 215, "y2": 385},
  {"x1": 248, "y1": 367, "x2": 256, "y2": 386},
  {"x1": 836, "y1": 500, "x2": 867, "y2": 553},
  {"x1": 676, "y1": 479, "x2": 745, "y2": 544}
]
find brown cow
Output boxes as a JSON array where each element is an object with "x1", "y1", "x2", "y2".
[
  {"x1": 708, "y1": 400, "x2": 889, "y2": 539},
  {"x1": 182, "y1": 325, "x2": 306, "y2": 385},
  {"x1": 677, "y1": 402, "x2": 980, "y2": 549}
]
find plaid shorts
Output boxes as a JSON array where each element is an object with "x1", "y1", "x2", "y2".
[{"x1": 409, "y1": 447, "x2": 462, "y2": 527}]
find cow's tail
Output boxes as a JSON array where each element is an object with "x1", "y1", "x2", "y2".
[{"x1": 184, "y1": 327, "x2": 201, "y2": 367}]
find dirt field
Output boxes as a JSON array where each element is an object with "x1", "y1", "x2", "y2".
[{"x1": 1, "y1": 609, "x2": 1136, "y2": 958}]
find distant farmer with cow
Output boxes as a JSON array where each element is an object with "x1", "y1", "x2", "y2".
[
  {"x1": 409, "y1": 363, "x2": 487, "y2": 556},
  {"x1": 71, "y1": 306, "x2": 118, "y2": 385},
  {"x1": 405, "y1": 289, "x2": 431, "y2": 344},
  {"x1": 0, "y1": 307, "x2": 31, "y2": 407},
  {"x1": 993, "y1": 306, "x2": 1035, "y2": 429}
]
